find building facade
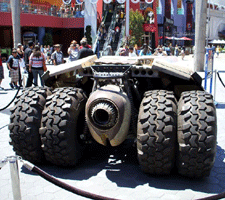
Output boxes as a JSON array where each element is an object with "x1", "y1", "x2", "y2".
[
  {"x1": 0, "y1": 0, "x2": 85, "y2": 54},
  {"x1": 5, "y1": 0, "x2": 223, "y2": 54}
]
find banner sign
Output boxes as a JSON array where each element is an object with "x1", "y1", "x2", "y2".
[
  {"x1": 145, "y1": 0, "x2": 154, "y2": 4},
  {"x1": 131, "y1": 0, "x2": 140, "y2": 3},
  {"x1": 117, "y1": 0, "x2": 126, "y2": 4},
  {"x1": 63, "y1": 0, "x2": 71, "y2": 4},
  {"x1": 103, "y1": 0, "x2": 112, "y2": 4},
  {"x1": 143, "y1": 24, "x2": 157, "y2": 32}
]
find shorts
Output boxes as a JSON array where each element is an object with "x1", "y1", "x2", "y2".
[
  {"x1": 10, "y1": 68, "x2": 19, "y2": 82},
  {"x1": 0, "y1": 65, "x2": 4, "y2": 79}
]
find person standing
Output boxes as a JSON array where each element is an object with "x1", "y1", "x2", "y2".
[
  {"x1": 0, "y1": 47, "x2": 4, "y2": 90},
  {"x1": 119, "y1": 44, "x2": 129, "y2": 56},
  {"x1": 175, "y1": 44, "x2": 179, "y2": 57},
  {"x1": 7, "y1": 49, "x2": 21, "y2": 89},
  {"x1": 77, "y1": 39, "x2": 94, "y2": 59},
  {"x1": 139, "y1": 44, "x2": 152, "y2": 56},
  {"x1": 216, "y1": 45, "x2": 220, "y2": 58},
  {"x1": 181, "y1": 46, "x2": 185, "y2": 60},
  {"x1": 67, "y1": 41, "x2": 79, "y2": 62},
  {"x1": 51, "y1": 44, "x2": 64, "y2": 65},
  {"x1": 128, "y1": 46, "x2": 137, "y2": 57},
  {"x1": 29, "y1": 45, "x2": 46, "y2": 87},
  {"x1": 24, "y1": 41, "x2": 34, "y2": 87}
]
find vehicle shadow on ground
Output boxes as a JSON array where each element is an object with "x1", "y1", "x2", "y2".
[
  {"x1": 21, "y1": 143, "x2": 225, "y2": 195},
  {"x1": 0, "y1": 108, "x2": 11, "y2": 115}
]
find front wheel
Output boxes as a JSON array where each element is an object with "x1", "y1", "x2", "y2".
[{"x1": 177, "y1": 91, "x2": 217, "y2": 177}]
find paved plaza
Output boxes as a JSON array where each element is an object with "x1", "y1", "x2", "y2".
[{"x1": 0, "y1": 54, "x2": 225, "y2": 200}]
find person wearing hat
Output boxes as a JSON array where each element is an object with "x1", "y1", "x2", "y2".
[
  {"x1": 76, "y1": 39, "x2": 93, "y2": 60},
  {"x1": 67, "y1": 41, "x2": 79, "y2": 62},
  {"x1": 51, "y1": 44, "x2": 64, "y2": 65},
  {"x1": 139, "y1": 43, "x2": 152, "y2": 56},
  {"x1": 17, "y1": 43, "x2": 24, "y2": 59},
  {"x1": 24, "y1": 41, "x2": 34, "y2": 87},
  {"x1": 7, "y1": 49, "x2": 21, "y2": 89}
]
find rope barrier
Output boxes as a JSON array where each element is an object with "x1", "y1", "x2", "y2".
[
  {"x1": 2, "y1": 156, "x2": 225, "y2": 200},
  {"x1": 0, "y1": 87, "x2": 20, "y2": 111},
  {"x1": 23, "y1": 161, "x2": 119, "y2": 200},
  {"x1": 217, "y1": 71, "x2": 225, "y2": 89},
  {"x1": 0, "y1": 71, "x2": 39, "y2": 111}
]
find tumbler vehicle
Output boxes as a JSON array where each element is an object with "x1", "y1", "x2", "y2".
[{"x1": 9, "y1": 55, "x2": 217, "y2": 178}]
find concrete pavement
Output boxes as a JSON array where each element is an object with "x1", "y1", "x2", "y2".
[{"x1": 0, "y1": 54, "x2": 225, "y2": 200}]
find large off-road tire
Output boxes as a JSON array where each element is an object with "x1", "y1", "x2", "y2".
[
  {"x1": 9, "y1": 87, "x2": 51, "y2": 163},
  {"x1": 137, "y1": 90, "x2": 177, "y2": 175},
  {"x1": 40, "y1": 87, "x2": 87, "y2": 166},
  {"x1": 177, "y1": 91, "x2": 217, "y2": 177}
]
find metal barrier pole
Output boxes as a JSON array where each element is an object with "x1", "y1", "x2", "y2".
[
  {"x1": 210, "y1": 50, "x2": 215, "y2": 94},
  {"x1": 8, "y1": 156, "x2": 21, "y2": 200},
  {"x1": 204, "y1": 50, "x2": 209, "y2": 90},
  {"x1": 214, "y1": 69, "x2": 217, "y2": 102}
]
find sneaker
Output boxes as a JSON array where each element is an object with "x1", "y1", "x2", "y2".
[
  {"x1": 9, "y1": 83, "x2": 14, "y2": 89},
  {"x1": 14, "y1": 85, "x2": 19, "y2": 89}
]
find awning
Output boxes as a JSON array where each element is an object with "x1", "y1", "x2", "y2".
[
  {"x1": 180, "y1": 37, "x2": 193, "y2": 41},
  {"x1": 159, "y1": 36, "x2": 183, "y2": 40},
  {"x1": 209, "y1": 39, "x2": 225, "y2": 44},
  {"x1": 23, "y1": 32, "x2": 37, "y2": 37}
]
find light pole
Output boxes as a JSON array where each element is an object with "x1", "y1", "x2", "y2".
[{"x1": 10, "y1": 0, "x2": 21, "y2": 48}]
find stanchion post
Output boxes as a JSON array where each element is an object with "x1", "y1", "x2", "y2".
[
  {"x1": 214, "y1": 69, "x2": 217, "y2": 103},
  {"x1": 210, "y1": 50, "x2": 215, "y2": 94},
  {"x1": 204, "y1": 49, "x2": 209, "y2": 90},
  {"x1": 8, "y1": 156, "x2": 21, "y2": 200}
]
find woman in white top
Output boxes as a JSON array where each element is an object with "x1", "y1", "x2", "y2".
[
  {"x1": 29, "y1": 45, "x2": 46, "y2": 86},
  {"x1": 68, "y1": 41, "x2": 79, "y2": 62},
  {"x1": 129, "y1": 46, "x2": 137, "y2": 57}
]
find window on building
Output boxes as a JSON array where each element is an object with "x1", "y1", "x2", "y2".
[
  {"x1": 177, "y1": 0, "x2": 184, "y2": 15},
  {"x1": 156, "y1": 0, "x2": 162, "y2": 14}
]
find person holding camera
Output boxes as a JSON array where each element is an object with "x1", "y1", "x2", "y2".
[{"x1": 68, "y1": 40, "x2": 79, "y2": 62}]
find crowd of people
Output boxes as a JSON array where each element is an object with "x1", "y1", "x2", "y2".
[
  {"x1": 0, "y1": 37, "x2": 94, "y2": 90},
  {"x1": 0, "y1": 1, "x2": 84, "y2": 19},
  {"x1": 1, "y1": 38, "x2": 224, "y2": 91},
  {"x1": 118, "y1": 43, "x2": 186, "y2": 58}
]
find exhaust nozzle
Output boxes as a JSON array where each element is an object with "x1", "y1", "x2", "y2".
[{"x1": 86, "y1": 85, "x2": 131, "y2": 146}]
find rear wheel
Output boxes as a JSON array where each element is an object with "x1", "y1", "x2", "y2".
[
  {"x1": 9, "y1": 87, "x2": 51, "y2": 163},
  {"x1": 177, "y1": 91, "x2": 217, "y2": 177},
  {"x1": 40, "y1": 87, "x2": 87, "y2": 166},
  {"x1": 137, "y1": 90, "x2": 177, "y2": 175}
]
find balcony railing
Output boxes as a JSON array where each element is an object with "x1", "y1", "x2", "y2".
[{"x1": 0, "y1": 0, "x2": 84, "y2": 18}]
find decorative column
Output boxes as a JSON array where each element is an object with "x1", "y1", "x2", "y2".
[
  {"x1": 84, "y1": 0, "x2": 97, "y2": 40},
  {"x1": 38, "y1": 27, "x2": 45, "y2": 45},
  {"x1": 126, "y1": 0, "x2": 130, "y2": 37},
  {"x1": 10, "y1": 0, "x2": 21, "y2": 48},
  {"x1": 194, "y1": 0, "x2": 207, "y2": 72}
]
